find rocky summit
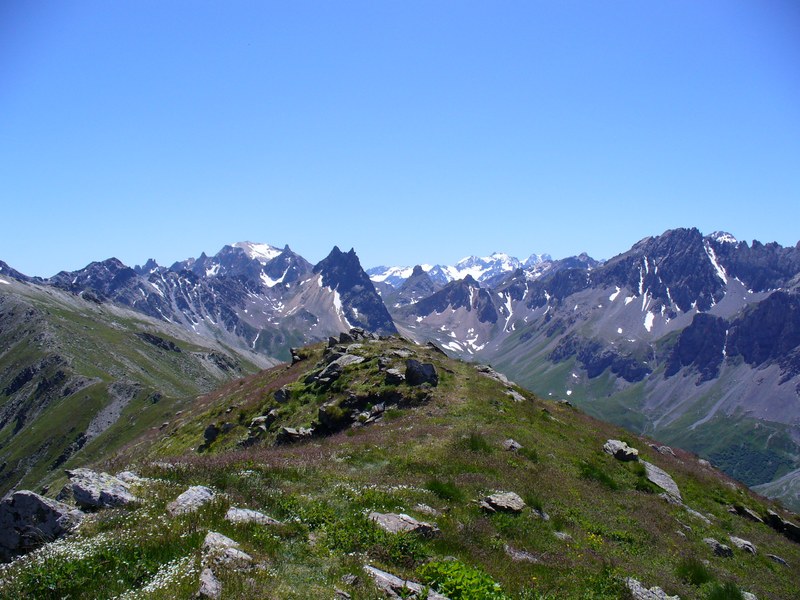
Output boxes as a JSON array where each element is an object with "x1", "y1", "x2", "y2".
[{"x1": 0, "y1": 330, "x2": 798, "y2": 599}]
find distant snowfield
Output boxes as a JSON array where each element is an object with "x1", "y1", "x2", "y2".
[{"x1": 233, "y1": 241, "x2": 282, "y2": 263}]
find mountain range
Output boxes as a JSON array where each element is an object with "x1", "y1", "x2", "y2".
[{"x1": 1, "y1": 227, "x2": 800, "y2": 512}]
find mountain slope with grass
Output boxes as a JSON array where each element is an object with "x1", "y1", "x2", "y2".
[
  {"x1": 0, "y1": 276, "x2": 272, "y2": 499},
  {"x1": 2, "y1": 331, "x2": 798, "y2": 599}
]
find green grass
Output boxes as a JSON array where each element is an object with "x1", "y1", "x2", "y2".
[{"x1": 2, "y1": 335, "x2": 799, "y2": 599}]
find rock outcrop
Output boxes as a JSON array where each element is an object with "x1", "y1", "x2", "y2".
[
  {"x1": 603, "y1": 439, "x2": 639, "y2": 461},
  {"x1": 642, "y1": 461, "x2": 681, "y2": 500},
  {"x1": 368, "y1": 512, "x2": 440, "y2": 537},
  {"x1": 405, "y1": 359, "x2": 438, "y2": 386},
  {"x1": 167, "y1": 485, "x2": 215, "y2": 516},
  {"x1": 363, "y1": 565, "x2": 449, "y2": 599},
  {"x1": 479, "y1": 491, "x2": 526, "y2": 513},
  {"x1": 625, "y1": 577, "x2": 680, "y2": 600},
  {"x1": 225, "y1": 507, "x2": 281, "y2": 526},
  {"x1": 64, "y1": 468, "x2": 139, "y2": 509},
  {"x1": 703, "y1": 537, "x2": 733, "y2": 557},
  {"x1": 0, "y1": 491, "x2": 83, "y2": 562}
]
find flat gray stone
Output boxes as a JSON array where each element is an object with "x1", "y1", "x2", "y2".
[
  {"x1": 480, "y1": 491, "x2": 526, "y2": 513},
  {"x1": 642, "y1": 461, "x2": 681, "y2": 500},
  {"x1": 66, "y1": 468, "x2": 139, "y2": 509},
  {"x1": 603, "y1": 440, "x2": 639, "y2": 461},
  {"x1": 703, "y1": 537, "x2": 733, "y2": 557},
  {"x1": 503, "y1": 439, "x2": 523, "y2": 451},
  {"x1": 363, "y1": 565, "x2": 449, "y2": 599},
  {"x1": 225, "y1": 507, "x2": 281, "y2": 526},
  {"x1": 368, "y1": 512, "x2": 440, "y2": 537},
  {"x1": 167, "y1": 485, "x2": 215, "y2": 516},
  {"x1": 625, "y1": 577, "x2": 680, "y2": 600},
  {"x1": 506, "y1": 389, "x2": 526, "y2": 403},
  {"x1": 767, "y1": 553, "x2": 788, "y2": 566},
  {"x1": 504, "y1": 544, "x2": 539, "y2": 562},
  {"x1": 729, "y1": 535, "x2": 757, "y2": 555}
]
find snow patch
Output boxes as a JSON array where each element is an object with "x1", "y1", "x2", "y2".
[
  {"x1": 0, "y1": 278, "x2": 9, "y2": 285},
  {"x1": 566, "y1": 390, "x2": 573, "y2": 396},
  {"x1": 332, "y1": 290, "x2": 352, "y2": 328},
  {"x1": 617, "y1": 327, "x2": 623, "y2": 334},
  {"x1": 233, "y1": 241, "x2": 282, "y2": 263},
  {"x1": 704, "y1": 242, "x2": 728, "y2": 284},
  {"x1": 644, "y1": 312, "x2": 655, "y2": 332},
  {"x1": 261, "y1": 267, "x2": 290, "y2": 288},
  {"x1": 503, "y1": 293, "x2": 514, "y2": 332},
  {"x1": 609, "y1": 287, "x2": 620, "y2": 302},
  {"x1": 624, "y1": 296, "x2": 635, "y2": 305}
]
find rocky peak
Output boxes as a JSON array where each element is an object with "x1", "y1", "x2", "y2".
[
  {"x1": 313, "y1": 247, "x2": 397, "y2": 335},
  {"x1": 0, "y1": 261, "x2": 31, "y2": 282},
  {"x1": 133, "y1": 258, "x2": 160, "y2": 276},
  {"x1": 408, "y1": 275, "x2": 498, "y2": 324},
  {"x1": 49, "y1": 258, "x2": 138, "y2": 298}
]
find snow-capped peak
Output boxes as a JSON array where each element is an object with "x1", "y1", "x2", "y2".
[
  {"x1": 709, "y1": 231, "x2": 738, "y2": 245},
  {"x1": 524, "y1": 253, "x2": 552, "y2": 267},
  {"x1": 232, "y1": 241, "x2": 283, "y2": 263}
]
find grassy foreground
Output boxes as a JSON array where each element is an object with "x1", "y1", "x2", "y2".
[{"x1": 1, "y1": 336, "x2": 798, "y2": 599}]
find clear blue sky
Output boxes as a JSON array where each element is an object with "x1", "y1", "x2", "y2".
[{"x1": 2, "y1": 1, "x2": 799, "y2": 277}]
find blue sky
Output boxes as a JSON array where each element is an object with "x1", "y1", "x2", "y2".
[{"x1": 2, "y1": 1, "x2": 799, "y2": 277}]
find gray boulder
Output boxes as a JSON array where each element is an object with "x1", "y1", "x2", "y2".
[
  {"x1": 729, "y1": 535, "x2": 757, "y2": 555},
  {"x1": 368, "y1": 512, "x2": 440, "y2": 537},
  {"x1": 642, "y1": 461, "x2": 681, "y2": 500},
  {"x1": 384, "y1": 368, "x2": 405, "y2": 385},
  {"x1": 703, "y1": 537, "x2": 733, "y2": 557},
  {"x1": 203, "y1": 424, "x2": 220, "y2": 444},
  {"x1": 65, "y1": 468, "x2": 139, "y2": 509},
  {"x1": 480, "y1": 491, "x2": 526, "y2": 513},
  {"x1": 0, "y1": 491, "x2": 83, "y2": 562},
  {"x1": 405, "y1": 360, "x2": 438, "y2": 386},
  {"x1": 765, "y1": 510, "x2": 800, "y2": 543},
  {"x1": 167, "y1": 485, "x2": 215, "y2": 516},
  {"x1": 625, "y1": 577, "x2": 680, "y2": 600},
  {"x1": 276, "y1": 426, "x2": 314, "y2": 444},
  {"x1": 504, "y1": 544, "x2": 539, "y2": 563},
  {"x1": 475, "y1": 364, "x2": 511, "y2": 385},
  {"x1": 250, "y1": 410, "x2": 278, "y2": 430},
  {"x1": 202, "y1": 531, "x2": 253, "y2": 569},
  {"x1": 506, "y1": 389, "x2": 526, "y2": 403},
  {"x1": 197, "y1": 567, "x2": 222, "y2": 599},
  {"x1": 767, "y1": 553, "x2": 788, "y2": 566},
  {"x1": 603, "y1": 440, "x2": 639, "y2": 461},
  {"x1": 733, "y1": 505, "x2": 763, "y2": 524},
  {"x1": 503, "y1": 439, "x2": 523, "y2": 451},
  {"x1": 363, "y1": 565, "x2": 449, "y2": 599},
  {"x1": 225, "y1": 507, "x2": 281, "y2": 526}
]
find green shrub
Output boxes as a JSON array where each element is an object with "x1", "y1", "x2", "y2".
[
  {"x1": 519, "y1": 447, "x2": 540, "y2": 463},
  {"x1": 418, "y1": 560, "x2": 508, "y2": 599},
  {"x1": 705, "y1": 581, "x2": 744, "y2": 600},
  {"x1": 578, "y1": 460, "x2": 619, "y2": 490},
  {"x1": 426, "y1": 479, "x2": 465, "y2": 502},
  {"x1": 676, "y1": 556, "x2": 714, "y2": 586},
  {"x1": 463, "y1": 431, "x2": 493, "y2": 454}
]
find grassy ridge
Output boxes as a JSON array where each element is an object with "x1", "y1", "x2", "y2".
[{"x1": 3, "y1": 336, "x2": 795, "y2": 598}]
